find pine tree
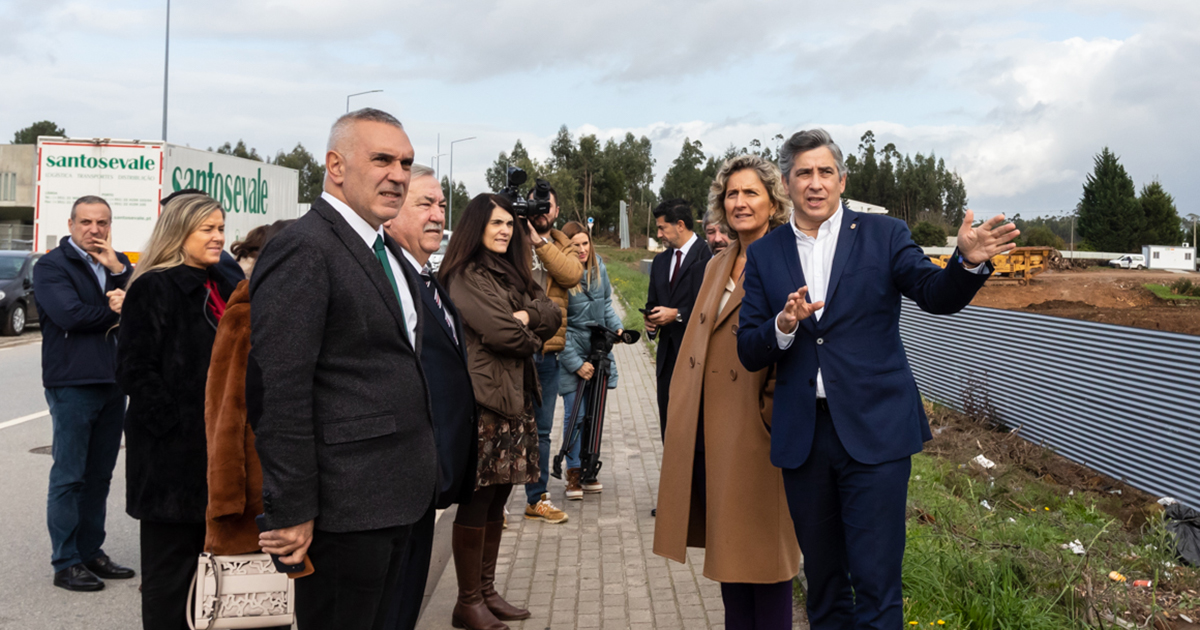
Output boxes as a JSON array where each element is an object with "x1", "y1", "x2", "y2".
[
  {"x1": 659, "y1": 138, "x2": 710, "y2": 214},
  {"x1": 1077, "y1": 148, "x2": 1142, "y2": 252},
  {"x1": 1137, "y1": 180, "x2": 1184, "y2": 245}
]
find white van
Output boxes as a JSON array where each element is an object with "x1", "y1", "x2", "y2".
[{"x1": 1108, "y1": 254, "x2": 1146, "y2": 269}]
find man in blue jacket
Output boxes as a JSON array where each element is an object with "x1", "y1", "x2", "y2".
[
  {"x1": 34, "y1": 195, "x2": 135, "y2": 592},
  {"x1": 737, "y1": 130, "x2": 1018, "y2": 629}
]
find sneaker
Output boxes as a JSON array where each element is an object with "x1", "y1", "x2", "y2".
[
  {"x1": 565, "y1": 468, "x2": 584, "y2": 501},
  {"x1": 582, "y1": 478, "x2": 603, "y2": 494},
  {"x1": 502, "y1": 506, "x2": 508, "y2": 529},
  {"x1": 524, "y1": 493, "x2": 568, "y2": 523}
]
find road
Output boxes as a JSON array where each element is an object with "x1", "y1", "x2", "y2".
[{"x1": 0, "y1": 336, "x2": 141, "y2": 629}]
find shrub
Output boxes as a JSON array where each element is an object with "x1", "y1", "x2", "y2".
[{"x1": 912, "y1": 221, "x2": 949, "y2": 247}]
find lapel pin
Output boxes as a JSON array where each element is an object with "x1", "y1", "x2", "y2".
[{"x1": 851, "y1": 223, "x2": 857, "y2": 230}]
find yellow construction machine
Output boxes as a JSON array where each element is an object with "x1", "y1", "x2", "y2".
[{"x1": 928, "y1": 246, "x2": 1057, "y2": 285}]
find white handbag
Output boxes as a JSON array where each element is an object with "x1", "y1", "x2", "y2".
[{"x1": 187, "y1": 552, "x2": 295, "y2": 629}]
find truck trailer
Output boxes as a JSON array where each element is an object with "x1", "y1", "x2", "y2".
[
  {"x1": 35, "y1": 137, "x2": 300, "y2": 259},
  {"x1": 1141, "y1": 245, "x2": 1196, "y2": 271}
]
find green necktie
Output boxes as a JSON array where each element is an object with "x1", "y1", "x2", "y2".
[{"x1": 373, "y1": 235, "x2": 409, "y2": 342}]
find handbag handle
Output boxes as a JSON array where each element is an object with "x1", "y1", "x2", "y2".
[{"x1": 187, "y1": 553, "x2": 221, "y2": 630}]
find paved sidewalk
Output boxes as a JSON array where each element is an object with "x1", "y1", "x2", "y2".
[{"x1": 418, "y1": 339, "x2": 727, "y2": 630}]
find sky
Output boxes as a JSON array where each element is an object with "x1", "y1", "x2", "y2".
[{"x1": 2, "y1": 0, "x2": 1197, "y2": 221}]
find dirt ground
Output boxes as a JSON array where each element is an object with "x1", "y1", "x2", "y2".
[{"x1": 970, "y1": 268, "x2": 1200, "y2": 335}]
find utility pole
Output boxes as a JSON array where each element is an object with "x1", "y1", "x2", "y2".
[
  {"x1": 162, "y1": 0, "x2": 170, "y2": 141},
  {"x1": 447, "y1": 136, "x2": 476, "y2": 230}
]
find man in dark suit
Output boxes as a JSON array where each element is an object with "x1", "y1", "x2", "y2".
[
  {"x1": 250, "y1": 108, "x2": 437, "y2": 630},
  {"x1": 381, "y1": 164, "x2": 477, "y2": 630},
  {"x1": 644, "y1": 198, "x2": 712, "y2": 438},
  {"x1": 737, "y1": 129, "x2": 1018, "y2": 630}
]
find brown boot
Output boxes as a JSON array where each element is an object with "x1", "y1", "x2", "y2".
[
  {"x1": 451, "y1": 524, "x2": 508, "y2": 630},
  {"x1": 481, "y1": 520, "x2": 531, "y2": 620},
  {"x1": 565, "y1": 468, "x2": 584, "y2": 500}
]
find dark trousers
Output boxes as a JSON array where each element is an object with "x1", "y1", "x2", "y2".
[
  {"x1": 526, "y1": 351, "x2": 559, "y2": 504},
  {"x1": 655, "y1": 349, "x2": 677, "y2": 438},
  {"x1": 140, "y1": 520, "x2": 206, "y2": 630},
  {"x1": 384, "y1": 506, "x2": 436, "y2": 630},
  {"x1": 296, "y1": 524, "x2": 413, "y2": 630},
  {"x1": 45, "y1": 384, "x2": 125, "y2": 571},
  {"x1": 780, "y1": 403, "x2": 911, "y2": 630},
  {"x1": 721, "y1": 580, "x2": 795, "y2": 630}
]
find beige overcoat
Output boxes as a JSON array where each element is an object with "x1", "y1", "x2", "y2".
[{"x1": 652, "y1": 240, "x2": 801, "y2": 583}]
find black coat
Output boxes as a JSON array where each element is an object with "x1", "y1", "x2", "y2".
[
  {"x1": 248, "y1": 197, "x2": 437, "y2": 533},
  {"x1": 34, "y1": 236, "x2": 132, "y2": 387},
  {"x1": 646, "y1": 237, "x2": 712, "y2": 378},
  {"x1": 118, "y1": 264, "x2": 234, "y2": 523},
  {"x1": 417, "y1": 270, "x2": 478, "y2": 508}
]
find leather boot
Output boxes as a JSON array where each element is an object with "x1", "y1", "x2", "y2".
[
  {"x1": 451, "y1": 524, "x2": 507, "y2": 630},
  {"x1": 481, "y1": 520, "x2": 531, "y2": 620}
]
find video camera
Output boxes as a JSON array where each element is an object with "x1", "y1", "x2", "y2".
[
  {"x1": 498, "y1": 166, "x2": 553, "y2": 219},
  {"x1": 586, "y1": 324, "x2": 640, "y2": 362}
]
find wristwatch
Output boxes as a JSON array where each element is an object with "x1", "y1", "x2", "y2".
[{"x1": 674, "y1": 312, "x2": 683, "y2": 323}]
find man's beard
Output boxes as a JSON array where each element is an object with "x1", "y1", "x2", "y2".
[{"x1": 531, "y1": 215, "x2": 552, "y2": 234}]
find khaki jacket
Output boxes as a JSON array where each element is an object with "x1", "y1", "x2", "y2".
[
  {"x1": 652, "y1": 240, "x2": 801, "y2": 583},
  {"x1": 534, "y1": 229, "x2": 582, "y2": 353},
  {"x1": 447, "y1": 256, "x2": 560, "y2": 419}
]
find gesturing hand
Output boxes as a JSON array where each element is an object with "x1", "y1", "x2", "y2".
[
  {"x1": 775, "y1": 286, "x2": 824, "y2": 335},
  {"x1": 90, "y1": 232, "x2": 125, "y2": 274},
  {"x1": 957, "y1": 209, "x2": 1020, "y2": 265},
  {"x1": 259, "y1": 519, "x2": 314, "y2": 565}
]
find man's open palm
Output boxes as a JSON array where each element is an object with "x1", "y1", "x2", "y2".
[{"x1": 957, "y1": 209, "x2": 1020, "y2": 265}]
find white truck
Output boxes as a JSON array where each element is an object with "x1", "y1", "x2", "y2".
[
  {"x1": 1142, "y1": 245, "x2": 1197, "y2": 271},
  {"x1": 35, "y1": 137, "x2": 300, "y2": 260}
]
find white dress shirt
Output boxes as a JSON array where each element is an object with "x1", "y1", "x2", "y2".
[
  {"x1": 322, "y1": 192, "x2": 417, "y2": 343},
  {"x1": 774, "y1": 206, "x2": 989, "y2": 398},
  {"x1": 667, "y1": 232, "x2": 699, "y2": 283}
]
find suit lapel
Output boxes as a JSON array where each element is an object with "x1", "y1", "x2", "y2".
[
  {"x1": 823, "y1": 208, "x2": 861, "y2": 310},
  {"x1": 667, "y1": 239, "x2": 705, "y2": 301},
  {"x1": 775, "y1": 222, "x2": 817, "y2": 335},
  {"x1": 313, "y1": 200, "x2": 413, "y2": 349},
  {"x1": 389, "y1": 238, "x2": 425, "y2": 356},
  {"x1": 422, "y1": 274, "x2": 460, "y2": 350}
]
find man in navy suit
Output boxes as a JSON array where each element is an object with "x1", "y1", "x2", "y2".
[
  {"x1": 737, "y1": 129, "x2": 1019, "y2": 629},
  {"x1": 644, "y1": 198, "x2": 712, "y2": 438},
  {"x1": 382, "y1": 164, "x2": 477, "y2": 630}
]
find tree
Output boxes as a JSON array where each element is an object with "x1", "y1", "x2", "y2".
[
  {"x1": 843, "y1": 130, "x2": 967, "y2": 226},
  {"x1": 272, "y1": 143, "x2": 324, "y2": 203},
  {"x1": 441, "y1": 176, "x2": 471, "y2": 229},
  {"x1": 1137, "y1": 180, "x2": 1184, "y2": 245},
  {"x1": 13, "y1": 120, "x2": 66, "y2": 144},
  {"x1": 214, "y1": 140, "x2": 263, "y2": 161},
  {"x1": 1077, "y1": 148, "x2": 1142, "y2": 252},
  {"x1": 659, "y1": 138, "x2": 711, "y2": 216},
  {"x1": 910, "y1": 221, "x2": 948, "y2": 247},
  {"x1": 1020, "y1": 225, "x2": 1065, "y2": 249}
]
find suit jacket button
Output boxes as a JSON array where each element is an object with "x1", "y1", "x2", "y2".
[
  {"x1": 731, "y1": 324, "x2": 738, "y2": 334},
  {"x1": 730, "y1": 369, "x2": 737, "y2": 381},
  {"x1": 700, "y1": 312, "x2": 706, "y2": 323},
  {"x1": 689, "y1": 356, "x2": 696, "y2": 368},
  {"x1": 816, "y1": 337, "x2": 824, "y2": 345}
]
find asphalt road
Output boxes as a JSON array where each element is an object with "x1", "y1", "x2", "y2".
[{"x1": 0, "y1": 337, "x2": 141, "y2": 629}]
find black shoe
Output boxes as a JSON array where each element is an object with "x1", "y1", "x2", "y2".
[
  {"x1": 650, "y1": 508, "x2": 657, "y2": 517},
  {"x1": 53, "y1": 565, "x2": 105, "y2": 592},
  {"x1": 84, "y1": 555, "x2": 135, "y2": 580}
]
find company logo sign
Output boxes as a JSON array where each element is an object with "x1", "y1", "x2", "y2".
[
  {"x1": 171, "y1": 163, "x2": 269, "y2": 214},
  {"x1": 45, "y1": 155, "x2": 157, "y2": 170}
]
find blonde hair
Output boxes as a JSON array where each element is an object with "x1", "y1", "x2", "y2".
[
  {"x1": 706, "y1": 155, "x2": 792, "y2": 234},
  {"x1": 560, "y1": 221, "x2": 597, "y2": 292},
  {"x1": 129, "y1": 193, "x2": 224, "y2": 287}
]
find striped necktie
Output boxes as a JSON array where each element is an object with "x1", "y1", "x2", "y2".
[{"x1": 421, "y1": 265, "x2": 457, "y2": 345}]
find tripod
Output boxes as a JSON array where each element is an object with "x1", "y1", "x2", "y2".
[{"x1": 552, "y1": 325, "x2": 638, "y2": 483}]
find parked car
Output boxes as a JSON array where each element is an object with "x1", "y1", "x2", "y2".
[
  {"x1": 1108, "y1": 254, "x2": 1146, "y2": 269},
  {"x1": 428, "y1": 230, "x2": 452, "y2": 273},
  {"x1": 0, "y1": 251, "x2": 42, "y2": 335}
]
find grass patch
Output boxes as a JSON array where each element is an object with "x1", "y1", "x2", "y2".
[
  {"x1": 596, "y1": 245, "x2": 652, "y2": 334},
  {"x1": 1145, "y1": 283, "x2": 1200, "y2": 301},
  {"x1": 902, "y1": 406, "x2": 1199, "y2": 628}
]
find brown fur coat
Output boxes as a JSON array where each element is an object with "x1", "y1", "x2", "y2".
[{"x1": 203, "y1": 280, "x2": 263, "y2": 554}]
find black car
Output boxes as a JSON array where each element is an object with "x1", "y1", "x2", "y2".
[{"x1": 0, "y1": 251, "x2": 42, "y2": 335}]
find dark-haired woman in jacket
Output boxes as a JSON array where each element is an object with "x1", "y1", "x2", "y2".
[{"x1": 439, "y1": 193, "x2": 560, "y2": 630}]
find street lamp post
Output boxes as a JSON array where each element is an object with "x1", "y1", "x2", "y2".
[
  {"x1": 346, "y1": 90, "x2": 383, "y2": 113},
  {"x1": 447, "y1": 136, "x2": 476, "y2": 229},
  {"x1": 162, "y1": 0, "x2": 170, "y2": 141}
]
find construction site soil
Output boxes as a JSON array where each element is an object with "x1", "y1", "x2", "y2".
[{"x1": 970, "y1": 268, "x2": 1200, "y2": 336}]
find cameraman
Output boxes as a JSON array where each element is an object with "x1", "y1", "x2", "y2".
[{"x1": 523, "y1": 182, "x2": 582, "y2": 523}]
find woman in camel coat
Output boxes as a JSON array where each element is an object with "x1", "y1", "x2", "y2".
[{"x1": 653, "y1": 155, "x2": 801, "y2": 630}]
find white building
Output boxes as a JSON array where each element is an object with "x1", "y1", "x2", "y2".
[{"x1": 1142, "y1": 245, "x2": 1196, "y2": 271}]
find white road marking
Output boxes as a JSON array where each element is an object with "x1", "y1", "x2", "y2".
[{"x1": 0, "y1": 410, "x2": 50, "y2": 430}]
